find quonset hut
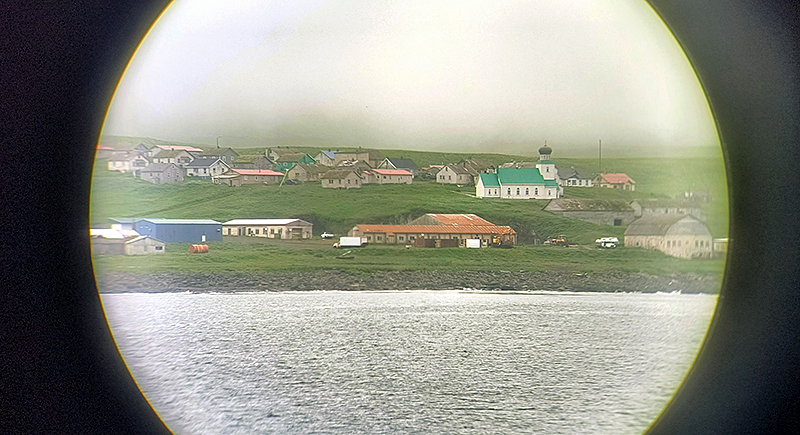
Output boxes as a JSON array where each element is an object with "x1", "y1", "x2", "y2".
[
  {"x1": 624, "y1": 214, "x2": 712, "y2": 259},
  {"x1": 133, "y1": 218, "x2": 222, "y2": 243}
]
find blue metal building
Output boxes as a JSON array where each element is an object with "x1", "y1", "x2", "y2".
[{"x1": 133, "y1": 219, "x2": 223, "y2": 243}]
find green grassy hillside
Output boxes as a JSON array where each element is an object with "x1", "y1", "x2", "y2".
[{"x1": 91, "y1": 153, "x2": 728, "y2": 242}]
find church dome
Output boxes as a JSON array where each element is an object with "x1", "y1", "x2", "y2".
[{"x1": 538, "y1": 145, "x2": 552, "y2": 155}]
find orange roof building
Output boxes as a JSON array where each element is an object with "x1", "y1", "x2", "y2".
[
  {"x1": 593, "y1": 173, "x2": 636, "y2": 191},
  {"x1": 408, "y1": 213, "x2": 495, "y2": 226},
  {"x1": 348, "y1": 223, "x2": 516, "y2": 246}
]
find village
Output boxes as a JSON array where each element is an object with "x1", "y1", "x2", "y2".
[{"x1": 92, "y1": 140, "x2": 727, "y2": 263}]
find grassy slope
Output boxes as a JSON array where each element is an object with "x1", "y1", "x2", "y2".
[
  {"x1": 92, "y1": 239, "x2": 725, "y2": 276},
  {"x1": 90, "y1": 151, "x2": 728, "y2": 277},
  {"x1": 91, "y1": 172, "x2": 627, "y2": 245},
  {"x1": 91, "y1": 151, "x2": 728, "y2": 241}
]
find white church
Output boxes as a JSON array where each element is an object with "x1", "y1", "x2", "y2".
[{"x1": 476, "y1": 145, "x2": 562, "y2": 199}]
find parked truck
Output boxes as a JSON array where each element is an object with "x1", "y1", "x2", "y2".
[
  {"x1": 334, "y1": 236, "x2": 366, "y2": 248},
  {"x1": 595, "y1": 237, "x2": 619, "y2": 249}
]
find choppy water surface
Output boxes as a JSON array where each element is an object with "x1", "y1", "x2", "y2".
[{"x1": 102, "y1": 291, "x2": 716, "y2": 434}]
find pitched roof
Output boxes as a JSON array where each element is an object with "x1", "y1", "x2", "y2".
[
  {"x1": 496, "y1": 167, "x2": 546, "y2": 185},
  {"x1": 370, "y1": 169, "x2": 413, "y2": 176},
  {"x1": 141, "y1": 163, "x2": 177, "y2": 173},
  {"x1": 479, "y1": 173, "x2": 500, "y2": 187},
  {"x1": 545, "y1": 199, "x2": 634, "y2": 212},
  {"x1": 156, "y1": 144, "x2": 203, "y2": 152},
  {"x1": 152, "y1": 150, "x2": 185, "y2": 158},
  {"x1": 125, "y1": 235, "x2": 165, "y2": 244},
  {"x1": 386, "y1": 158, "x2": 418, "y2": 170},
  {"x1": 90, "y1": 229, "x2": 140, "y2": 239},
  {"x1": 354, "y1": 224, "x2": 516, "y2": 236},
  {"x1": 318, "y1": 150, "x2": 336, "y2": 159},
  {"x1": 185, "y1": 158, "x2": 226, "y2": 168},
  {"x1": 624, "y1": 214, "x2": 709, "y2": 236},
  {"x1": 321, "y1": 170, "x2": 359, "y2": 179},
  {"x1": 446, "y1": 164, "x2": 477, "y2": 176},
  {"x1": 599, "y1": 173, "x2": 635, "y2": 184},
  {"x1": 422, "y1": 214, "x2": 495, "y2": 226},
  {"x1": 233, "y1": 169, "x2": 283, "y2": 176},
  {"x1": 557, "y1": 166, "x2": 593, "y2": 179},
  {"x1": 138, "y1": 218, "x2": 222, "y2": 225},
  {"x1": 274, "y1": 153, "x2": 308, "y2": 162},
  {"x1": 223, "y1": 219, "x2": 312, "y2": 226},
  {"x1": 633, "y1": 199, "x2": 700, "y2": 209},
  {"x1": 234, "y1": 155, "x2": 268, "y2": 163}
]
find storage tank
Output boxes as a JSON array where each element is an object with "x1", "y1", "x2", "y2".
[{"x1": 188, "y1": 244, "x2": 209, "y2": 253}]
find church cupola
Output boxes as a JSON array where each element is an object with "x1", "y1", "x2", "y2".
[
  {"x1": 538, "y1": 144, "x2": 552, "y2": 161},
  {"x1": 536, "y1": 143, "x2": 557, "y2": 181}
]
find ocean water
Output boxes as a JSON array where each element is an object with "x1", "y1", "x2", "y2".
[{"x1": 102, "y1": 291, "x2": 717, "y2": 434}]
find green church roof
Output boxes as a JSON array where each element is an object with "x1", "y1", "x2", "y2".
[
  {"x1": 496, "y1": 168, "x2": 546, "y2": 185},
  {"x1": 479, "y1": 173, "x2": 500, "y2": 187}
]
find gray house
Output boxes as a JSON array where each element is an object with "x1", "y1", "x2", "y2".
[
  {"x1": 557, "y1": 166, "x2": 594, "y2": 187},
  {"x1": 544, "y1": 199, "x2": 636, "y2": 226},
  {"x1": 185, "y1": 158, "x2": 231, "y2": 180},
  {"x1": 139, "y1": 163, "x2": 184, "y2": 184},
  {"x1": 191, "y1": 148, "x2": 239, "y2": 166},
  {"x1": 133, "y1": 218, "x2": 223, "y2": 243},
  {"x1": 377, "y1": 158, "x2": 419, "y2": 177}
]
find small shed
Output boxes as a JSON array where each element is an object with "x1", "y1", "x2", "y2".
[
  {"x1": 624, "y1": 214, "x2": 712, "y2": 259},
  {"x1": 124, "y1": 236, "x2": 165, "y2": 255},
  {"x1": 90, "y1": 228, "x2": 140, "y2": 255}
]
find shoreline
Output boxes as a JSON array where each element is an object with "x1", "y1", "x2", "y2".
[{"x1": 96, "y1": 270, "x2": 722, "y2": 294}]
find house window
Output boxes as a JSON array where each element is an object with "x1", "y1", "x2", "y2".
[
  {"x1": 377, "y1": 236, "x2": 383, "y2": 241},
  {"x1": 614, "y1": 219, "x2": 622, "y2": 226},
  {"x1": 535, "y1": 188, "x2": 539, "y2": 195},
  {"x1": 329, "y1": 179, "x2": 333, "y2": 184},
  {"x1": 155, "y1": 246, "x2": 163, "y2": 251},
  {"x1": 516, "y1": 188, "x2": 520, "y2": 195},
  {"x1": 525, "y1": 188, "x2": 529, "y2": 195},
  {"x1": 367, "y1": 236, "x2": 372, "y2": 241},
  {"x1": 507, "y1": 188, "x2": 511, "y2": 195},
  {"x1": 399, "y1": 236, "x2": 404, "y2": 241}
]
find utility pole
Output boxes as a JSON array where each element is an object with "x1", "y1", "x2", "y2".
[
  {"x1": 596, "y1": 139, "x2": 602, "y2": 197},
  {"x1": 216, "y1": 135, "x2": 221, "y2": 149}
]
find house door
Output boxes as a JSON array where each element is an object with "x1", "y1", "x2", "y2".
[{"x1": 202, "y1": 235, "x2": 206, "y2": 242}]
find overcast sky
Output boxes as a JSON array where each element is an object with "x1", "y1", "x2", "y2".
[{"x1": 102, "y1": 0, "x2": 720, "y2": 157}]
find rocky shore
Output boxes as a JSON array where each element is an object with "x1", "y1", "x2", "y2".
[{"x1": 96, "y1": 269, "x2": 722, "y2": 294}]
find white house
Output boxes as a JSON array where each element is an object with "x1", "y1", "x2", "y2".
[
  {"x1": 185, "y1": 158, "x2": 231, "y2": 180},
  {"x1": 437, "y1": 164, "x2": 476, "y2": 185},
  {"x1": 222, "y1": 219, "x2": 313, "y2": 239},
  {"x1": 363, "y1": 169, "x2": 413, "y2": 184}
]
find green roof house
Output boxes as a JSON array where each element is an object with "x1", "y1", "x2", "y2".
[{"x1": 476, "y1": 167, "x2": 561, "y2": 199}]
